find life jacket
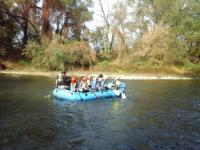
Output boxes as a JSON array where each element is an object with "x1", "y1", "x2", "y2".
[
  {"x1": 81, "y1": 82, "x2": 88, "y2": 90},
  {"x1": 97, "y1": 77, "x2": 105, "y2": 89},
  {"x1": 71, "y1": 82, "x2": 76, "y2": 91},
  {"x1": 91, "y1": 79, "x2": 97, "y2": 90}
]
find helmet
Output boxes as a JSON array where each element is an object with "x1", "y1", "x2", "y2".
[
  {"x1": 71, "y1": 77, "x2": 77, "y2": 83},
  {"x1": 99, "y1": 74, "x2": 103, "y2": 78}
]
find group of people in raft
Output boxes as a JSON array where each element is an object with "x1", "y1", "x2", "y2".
[{"x1": 56, "y1": 71, "x2": 121, "y2": 93}]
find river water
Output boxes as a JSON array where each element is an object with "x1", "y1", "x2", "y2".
[{"x1": 0, "y1": 75, "x2": 200, "y2": 150}]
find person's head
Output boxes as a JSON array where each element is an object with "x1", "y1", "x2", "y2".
[
  {"x1": 61, "y1": 70, "x2": 66, "y2": 75},
  {"x1": 99, "y1": 74, "x2": 103, "y2": 78},
  {"x1": 113, "y1": 77, "x2": 119, "y2": 83},
  {"x1": 82, "y1": 76, "x2": 88, "y2": 82},
  {"x1": 71, "y1": 77, "x2": 77, "y2": 83}
]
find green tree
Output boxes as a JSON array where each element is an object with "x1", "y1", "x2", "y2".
[{"x1": 127, "y1": 0, "x2": 200, "y2": 66}]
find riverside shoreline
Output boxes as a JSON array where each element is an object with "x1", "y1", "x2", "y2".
[{"x1": 0, "y1": 70, "x2": 200, "y2": 80}]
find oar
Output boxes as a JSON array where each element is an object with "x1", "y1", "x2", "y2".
[{"x1": 121, "y1": 92, "x2": 127, "y2": 99}]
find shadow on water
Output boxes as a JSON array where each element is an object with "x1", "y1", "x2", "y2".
[{"x1": 0, "y1": 75, "x2": 200, "y2": 150}]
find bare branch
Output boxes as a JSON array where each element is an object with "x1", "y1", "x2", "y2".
[{"x1": 98, "y1": 0, "x2": 110, "y2": 27}]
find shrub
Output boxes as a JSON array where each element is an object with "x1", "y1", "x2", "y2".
[
  {"x1": 22, "y1": 40, "x2": 44, "y2": 68},
  {"x1": 23, "y1": 39, "x2": 94, "y2": 71},
  {"x1": 132, "y1": 25, "x2": 170, "y2": 65}
]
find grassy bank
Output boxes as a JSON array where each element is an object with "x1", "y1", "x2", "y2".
[{"x1": 94, "y1": 60, "x2": 200, "y2": 77}]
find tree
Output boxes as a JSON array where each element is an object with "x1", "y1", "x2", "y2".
[
  {"x1": 0, "y1": 1, "x2": 22, "y2": 51},
  {"x1": 97, "y1": 0, "x2": 113, "y2": 53},
  {"x1": 42, "y1": 0, "x2": 51, "y2": 38},
  {"x1": 89, "y1": 27, "x2": 104, "y2": 51},
  {"x1": 127, "y1": 0, "x2": 200, "y2": 65},
  {"x1": 112, "y1": 2, "x2": 129, "y2": 58}
]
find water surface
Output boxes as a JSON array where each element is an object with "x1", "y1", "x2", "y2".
[{"x1": 0, "y1": 75, "x2": 200, "y2": 150}]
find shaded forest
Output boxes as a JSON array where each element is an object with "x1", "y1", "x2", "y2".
[{"x1": 0, "y1": 0, "x2": 200, "y2": 74}]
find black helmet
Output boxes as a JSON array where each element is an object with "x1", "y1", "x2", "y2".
[{"x1": 99, "y1": 74, "x2": 103, "y2": 78}]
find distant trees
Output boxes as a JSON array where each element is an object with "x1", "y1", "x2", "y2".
[
  {"x1": 1, "y1": 0, "x2": 40, "y2": 49},
  {"x1": 132, "y1": 0, "x2": 200, "y2": 65},
  {"x1": 112, "y1": 0, "x2": 200, "y2": 68},
  {"x1": 0, "y1": 0, "x2": 200, "y2": 72},
  {"x1": 0, "y1": 0, "x2": 93, "y2": 48},
  {"x1": 0, "y1": 0, "x2": 94, "y2": 70},
  {"x1": 89, "y1": 0, "x2": 200, "y2": 72}
]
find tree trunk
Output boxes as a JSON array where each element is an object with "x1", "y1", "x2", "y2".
[
  {"x1": 60, "y1": 13, "x2": 70, "y2": 39},
  {"x1": 98, "y1": 0, "x2": 111, "y2": 51},
  {"x1": 75, "y1": 22, "x2": 81, "y2": 41},
  {"x1": 22, "y1": 3, "x2": 29, "y2": 45},
  {"x1": 42, "y1": 0, "x2": 51, "y2": 39}
]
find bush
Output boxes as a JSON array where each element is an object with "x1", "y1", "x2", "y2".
[
  {"x1": 23, "y1": 39, "x2": 94, "y2": 71},
  {"x1": 23, "y1": 40, "x2": 44, "y2": 68},
  {"x1": 131, "y1": 25, "x2": 170, "y2": 65}
]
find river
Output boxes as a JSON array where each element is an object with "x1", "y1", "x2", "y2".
[{"x1": 0, "y1": 75, "x2": 200, "y2": 150}]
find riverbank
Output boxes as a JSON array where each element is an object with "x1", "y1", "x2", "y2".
[{"x1": 0, "y1": 70, "x2": 200, "y2": 80}]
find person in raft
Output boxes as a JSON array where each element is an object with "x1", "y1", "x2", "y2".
[
  {"x1": 96, "y1": 74, "x2": 106, "y2": 90},
  {"x1": 56, "y1": 71, "x2": 71, "y2": 89},
  {"x1": 56, "y1": 71, "x2": 65, "y2": 87},
  {"x1": 91, "y1": 76, "x2": 97, "y2": 91},
  {"x1": 79, "y1": 76, "x2": 89, "y2": 92},
  {"x1": 111, "y1": 78, "x2": 120, "y2": 90},
  {"x1": 70, "y1": 77, "x2": 77, "y2": 91}
]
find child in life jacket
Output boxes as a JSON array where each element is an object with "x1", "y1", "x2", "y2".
[{"x1": 70, "y1": 77, "x2": 77, "y2": 91}]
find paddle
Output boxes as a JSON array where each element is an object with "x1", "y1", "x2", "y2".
[{"x1": 121, "y1": 92, "x2": 127, "y2": 99}]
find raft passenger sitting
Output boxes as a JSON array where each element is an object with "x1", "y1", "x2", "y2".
[
  {"x1": 80, "y1": 76, "x2": 89, "y2": 93},
  {"x1": 91, "y1": 76, "x2": 97, "y2": 91},
  {"x1": 111, "y1": 78, "x2": 120, "y2": 90},
  {"x1": 63, "y1": 73, "x2": 71, "y2": 88},
  {"x1": 97, "y1": 74, "x2": 105, "y2": 90},
  {"x1": 87, "y1": 76, "x2": 92, "y2": 88},
  {"x1": 56, "y1": 71, "x2": 65, "y2": 87},
  {"x1": 70, "y1": 77, "x2": 77, "y2": 91}
]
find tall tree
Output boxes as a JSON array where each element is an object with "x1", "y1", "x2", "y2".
[
  {"x1": 42, "y1": 0, "x2": 51, "y2": 39},
  {"x1": 97, "y1": 0, "x2": 112, "y2": 53}
]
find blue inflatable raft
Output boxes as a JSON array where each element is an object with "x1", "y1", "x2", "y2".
[{"x1": 53, "y1": 82, "x2": 126, "y2": 101}]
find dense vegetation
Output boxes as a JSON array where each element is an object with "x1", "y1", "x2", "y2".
[{"x1": 0, "y1": 0, "x2": 200, "y2": 74}]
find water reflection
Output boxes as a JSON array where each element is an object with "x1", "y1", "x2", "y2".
[{"x1": 112, "y1": 100, "x2": 120, "y2": 112}]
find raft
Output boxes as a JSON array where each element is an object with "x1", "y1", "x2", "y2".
[{"x1": 53, "y1": 82, "x2": 126, "y2": 101}]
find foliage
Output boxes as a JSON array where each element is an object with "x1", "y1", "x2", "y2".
[
  {"x1": 23, "y1": 38, "x2": 93, "y2": 70},
  {"x1": 1, "y1": 0, "x2": 200, "y2": 74},
  {"x1": 132, "y1": 25, "x2": 170, "y2": 65},
  {"x1": 119, "y1": 0, "x2": 200, "y2": 70}
]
